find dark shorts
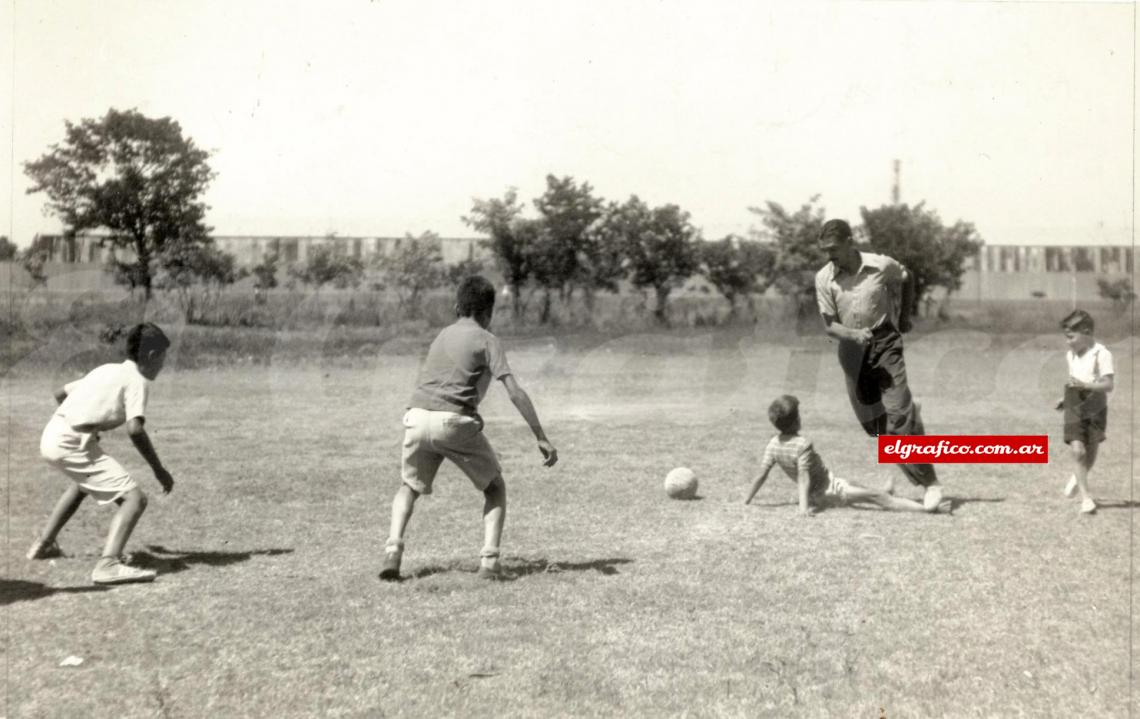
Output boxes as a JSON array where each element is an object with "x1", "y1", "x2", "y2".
[{"x1": 1062, "y1": 386, "x2": 1107, "y2": 445}]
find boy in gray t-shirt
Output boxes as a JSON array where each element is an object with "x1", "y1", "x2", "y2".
[{"x1": 380, "y1": 276, "x2": 558, "y2": 581}]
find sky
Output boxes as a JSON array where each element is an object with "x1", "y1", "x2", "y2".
[{"x1": 1, "y1": 1, "x2": 1135, "y2": 247}]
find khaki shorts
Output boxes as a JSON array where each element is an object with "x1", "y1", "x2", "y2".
[
  {"x1": 809, "y1": 470, "x2": 851, "y2": 505},
  {"x1": 40, "y1": 415, "x2": 137, "y2": 504},
  {"x1": 400, "y1": 408, "x2": 502, "y2": 494}
]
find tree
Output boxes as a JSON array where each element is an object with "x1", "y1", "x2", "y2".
[
  {"x1": 747, "y1": 196, "x2": 827, "y2": 313},
  {"x1": 18, "y1": 243, "x2": 49, "y2": 289},
  {"x1": 155, "y1": 243, "x2": 242, "y2": 323},
  {"x1": 1097, "y1": 277, "x2": 1136, "y2": 314},
  {"x1": 699, "y1": 236, "x2": 777, "y2": 318},
  {"x1": 860, "y1": 203, "x2": 983, "y2": 314},
  {"x1": 463, "y1": 189, "x2": 531, "y2": 317},
  {"x1": 446, "y1": 257, "x2": 485, "y2": 287},
  {"x1": 594, "y1": 196, "x2": 699, "y2": 325},
  {"x1": 251, "y1": 253, "x2": 279, "y2": 292},
  {"x1": 23, "y1": 108, "x2": 214, "y2": 299},
  {"x1": 288, "y1": 244, "x2": 363, "y2": 292},
  {"x1": 533, "y1": 175, "x2": 608, "y2": 299},
  {"x1": 376, "y1": 231, "x2": 447, "y2": 317},
  {"x1": 0, "y1": 236, "x2": 16, "y2": 261}
]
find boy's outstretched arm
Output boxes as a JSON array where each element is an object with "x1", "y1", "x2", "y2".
[
  {"x1": 500, "y1": 374, "x2": 558, "y2": 467},
  {"x1": 796, "y1": 471, "x2": 813, "y2": 516},
  {"x1": 126, "y1": 417, "x2": 175, "y2": 494},
  {"x1": 744, "y1": 469, "x2": 771, "y2": 505}
]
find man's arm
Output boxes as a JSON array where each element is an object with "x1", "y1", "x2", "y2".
[
  {"x1": 499, "y1": 374, "x2": 558, "y2": 467},
  {"x1": 820, "y1": 314, "x2": 873, "y2": 344},
  {"x1": 126, "y1": 417, "x2": 174, "y2": 494},
  {"x1": 1068, "y1": 375, "x2": 1114, "y2": 394},
  {"x1": 897, "y1": 266, "x2": 915, "y2": 333}
]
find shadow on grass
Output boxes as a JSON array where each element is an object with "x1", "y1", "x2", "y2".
[
  {"x1": 1093, "y1": 500, "x2": 1140, "y2": 511},
  {"x1": 130, "y1": 545, "x2": 294, "y2": 575},
  {"x1": 0, "y1": 579, "x2": 110, "y2": 606},
  {"x1": 410, "y1": 557, "x2": 634, "y2": 581},
  {"x1": 947, "y1": 496, "x2": 1006, "y2": 513}
]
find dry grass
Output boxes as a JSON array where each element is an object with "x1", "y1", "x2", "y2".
[{"x1": 2, "y1": 331, "x2": 1136, "y2": 717}]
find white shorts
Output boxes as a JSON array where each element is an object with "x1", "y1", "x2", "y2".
[
  {"x1": 400, "y1": 408, "x2": 502, "y2": 495},
  {"x1": 40, "y1": 415, "x2": 137, "y2": 504}
]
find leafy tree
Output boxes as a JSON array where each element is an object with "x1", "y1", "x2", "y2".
[
  {"x1": 747, "y1": 196, "x2": 827, "y2": 312},
  {"x1": 251, "y1": 253, "x2": 279, "y2": 292},
  {"x1": 533, "y1": 175, "x2": 608, "y2": 299},
  {"x1": 1097, "y1": 277, "x2": 1136, "y2": 314},
  {"x1": 23, "y1": 108, "x2": 214, "y2": 299},
  {"x1": 594, "y1": 196, "x2": 699, "y2": 325},
  {"x1": 446, "y1": 257, "x2": 485, "y2": 287},
  {"x1": 155, "y1": 243, "x2": 242, "y2": 323},
  {"x1": 0, "y1": 236, "x2": 16, "y2": 261},
  {"x1": 376, "y1": 231, "x2": 447, "y2": 317},
  {"x1": 18, "y1": 242, "x2": 49, "y2": 289},
  {"x1": 860, "y1": 203, "x2": 983, "y2": 314},
  {"x1": 699, "y1": 236, "x2": 777, "y2": 318},
  {"x1": 463, "y1": 189, "x2": 531, "y2": 317},
  {"x1": 288, "y1": 244, "x2": 363, "y2": 292}
]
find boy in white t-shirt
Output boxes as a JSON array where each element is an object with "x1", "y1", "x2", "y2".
[
  {"x1": 26, "y1": 323, "x2": 175, "y2": 584},
  {"x1": 1055, "y1": 310, "x2": 1114, "y2": 515}
]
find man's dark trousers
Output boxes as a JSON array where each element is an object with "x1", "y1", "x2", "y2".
[{"x1": 836, "y1": 323, "x2": 937, "y2": 488}]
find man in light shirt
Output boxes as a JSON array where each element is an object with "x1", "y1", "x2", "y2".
[{"x1": 814, "y1": 219, "x2": 943, "y2": 510}]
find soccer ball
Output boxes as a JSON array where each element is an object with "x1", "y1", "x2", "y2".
[{"x1": 664, "y1": 467, "x2": 698, "y2": 500}]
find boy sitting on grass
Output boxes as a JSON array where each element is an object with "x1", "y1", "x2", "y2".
[
  {"x1": 1055, "y1": 309, "x2": 1114, "y2": 515},
  {"x1": 26, "y1": 323, "x2": 175, "y2": 585},
  {"x1": 745, "y1": 395, "x2": 937, "y2": 515},
  {"x1": 380, "y1": 276, "x2": 558, "y2": 581}
]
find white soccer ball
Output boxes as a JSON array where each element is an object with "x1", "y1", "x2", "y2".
[{"x1": 664, "y1": 467, "x2": 698, "y2": 500}]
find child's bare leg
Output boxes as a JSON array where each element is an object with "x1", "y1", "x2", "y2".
[
  {"x1": 481, "y1": 476, "x2": 506, "y2": 570},
  {"x1": 102, "y1": 488, "x2": 147, "y2": 559},
  {"x1": 1070, "y1": 441, "x2": 1094, "y2": 502},
  {"x1": 386, "y1": 484, "x2": 419, "y2": 548},
  {"x1": 38, "y1": 484, "x2": 86, "y2": 543},
  {"x1": 844, "y1": 483, "x2": 930, "y2": 513}
]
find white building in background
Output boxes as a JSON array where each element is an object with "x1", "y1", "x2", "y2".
[
  {"x1": 9, "y1": 230, "x2": 1135, "y2": 303},
  {"x1": 23, "y1": 232, "x2": 489, "y2": 268}
]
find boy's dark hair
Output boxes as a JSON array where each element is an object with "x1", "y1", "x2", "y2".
[
  {"x1": 768, "y1": 394, "x2": 800, "y2": 434},
  {"x1": 126, "y1": 323, "x2": 171, "y2": 361},
  {"x1": 456, "y1": 275, "x2": 496, "y2": 317},
  {"x1": 1060, "y1": 309, "x2": 1095, "y2": 334}
]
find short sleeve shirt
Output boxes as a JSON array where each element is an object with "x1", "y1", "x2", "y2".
[
  {"x1": 815, "y1": 252, "x2": 904, "y2": 330},
  {"x1": 1067, "y1": 342, "x2": 1114, "y2": 385},
  {"x1": 408, "y1": 317, "x2": 513, "y2": 414},
  {"x1": 57, "y1": 360, "x2": 150, "y2": 430},
  {"x1": 758, "y1": 434, "x2": 831, "y2": 494}
]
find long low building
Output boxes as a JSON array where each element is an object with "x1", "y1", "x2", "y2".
[{"x1": 5, "y1": 232, "x2": 1135, "y2": 302}]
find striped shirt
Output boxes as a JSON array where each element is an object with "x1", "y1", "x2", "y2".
[{"x1": 758, "y1": 433, "x2": 830, "y2": 495}]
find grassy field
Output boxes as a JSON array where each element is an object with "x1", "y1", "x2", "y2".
[{"x1": 2, "y1": 328, "x2": 1135, "y2": 717}]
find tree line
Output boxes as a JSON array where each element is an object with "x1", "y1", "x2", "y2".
[{"x1": 17, "y1": 108, "x2": 988, "y2": 325}]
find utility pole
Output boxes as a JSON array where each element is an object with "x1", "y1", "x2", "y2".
[{"x1": 891, "y1": 159, "x2": 901, "y2": 205}]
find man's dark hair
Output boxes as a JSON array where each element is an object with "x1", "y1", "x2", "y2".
[
  {"x1": 768, "y1": 394, "x2": 800, "y2": 434},
  {"x1": 456, "y1": 275, "x2": 497, "y2": 317},
  {"x1": 126, "y1": 323, "x2": 171, "y2": 361},
  {"x1": 1060, "y1": 309, "x2": 1095, "y2": 335},
  {"x1": 818, "y1": 218, "x2": 854, "y2": 244}
]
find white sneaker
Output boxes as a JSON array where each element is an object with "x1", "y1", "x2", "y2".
[
  {"x1": 923, "y1": 484, "x2": 943, "y2": 512},
  {"x1": 1080, "y1": 498, "x2": 1097, "y2": 515},
  {"x1": 91, "y1": 557, "x2": 156, "y2": 585},
  {"x1": 1064, "y1": 475, "x2": 1078, "y2": 498}
]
